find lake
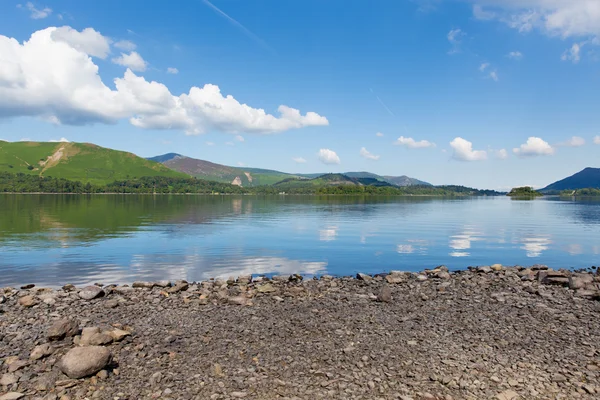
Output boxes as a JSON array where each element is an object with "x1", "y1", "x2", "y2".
[{"x1": 1, "y1": 194, "x2": 599, "y2": 287}]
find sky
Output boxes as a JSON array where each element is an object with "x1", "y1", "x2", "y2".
[{"x1": 0, "y1": 0, "x2": 599, "y2": 189}]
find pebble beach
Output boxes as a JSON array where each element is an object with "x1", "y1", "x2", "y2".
[{"x1": 2, "y1": 265, "x2": 600, "y2": 400}]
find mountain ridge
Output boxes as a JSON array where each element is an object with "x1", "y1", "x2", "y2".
[
  {"x1": 148, "y1": 153, "x2": 432, "y2": 188},
  {"x1": 541, "y1": 167, "x2": 600, "y2": 193}
]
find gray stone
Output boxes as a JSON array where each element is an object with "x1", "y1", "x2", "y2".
[
  {"x1": 47, "y1": 318, "x2": 80, "y2": 341},
  {"x1": 357, "y1": 273, "x2": 372, "y2": 281},
  {"x1": 58, "y1": 346, "x2": 112, "y2": 379},
  {"x1": 80, "y1": 327, "x2": 113, "y2": 346},
  {"x1": 104, "y1": 299, "x2": 119, "y2": 309},
  {"x1": 0, "y1": 373, "x2": 18, "y2": 386},
  {"x1": 495, "y1": 390, "x2": 519, "y2": 400},
  {"x1": 78, "y1": 286, "x2": 104, "y2": 300},
  {"x1": 30, "y1": 343, "x2": 53, "y2": 360},
  {"x1": 0, "y1": 393, "x2": 25, "y2": 400},
  {"x1": 132, "y1": 281, "x2": 154, "y2": 288},
  {"x1": 167, "y1": 282, "x2": 189, "y2": 293},
  {"x1": 154, "y1": 280, "x2": 171, "y2": 288},
  {"x1": 228, "y1": 296, "x2": 247, "y2": 306},
  {"x1": 256, "y1": 283, "x2": 276, "y2": 293},
  {"x1": 377, "y1": 285, "x2": 392, "y2": 303}
]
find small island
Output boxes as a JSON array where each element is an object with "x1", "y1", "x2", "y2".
[{"x1": 507, "y1": 186, "x2": 543, "y2": 197}]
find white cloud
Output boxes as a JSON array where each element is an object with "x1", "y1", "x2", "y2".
[
  {"x1": 558, "y1": 136, "x2": 585, "y2": 147},
  {"x1": 376, "y1": 132, "x2": 384, "y2": 137},
  {"x1": 19, "y1": 2, "x2": 52, "y2": 19},
  {"x1": 479, "y1": 62, "x2": 490, "y2": 72},
  {"x1": 293, "y1": 157, "x2": 307, "y2": 163},
  {"x1": 167, "y1": 67, "x2": 179, "y2": 74},
  {"x1": 508, "y1": 51, "x2": 523, "y2": 59},
  {"x1": 114, "y1": 40, "x2": 136, "y2": 51},
  {"x1": 394, "y1": 136, "x2": 435, "y2": 149},
  {"x1": 51, "y1": 26, "x2": 111, "y2": 59},
  {"x1": 206, "y1": 141, "x2": 215, "y2": 146},
  {"x1": 513, "y1": 137, "x2": 555, "y2": 157},
  {"x1": 561, "y1": 42, "x2": 583, "y2": 63},
  {"x1": 496, "y1": 149, "x2": 508, "y2": 159},
  {"x1": 112, "y1": 51, "x2": 148, "y2": 72},
  {"x1": 225, "y1": 141, "x2": 235, "y2": 146},
  {"x1": 237, "y1": 161, "x2": 245, "y2": 167},
  {"x1": 359, "y1": 147, "x2": 380, "y2": 161},
  {"x1": 450, "y1": 137, "x2": 487, "y2": 161},
  {"x1": 447, "y1": 28, "x2": 464, "y2": 44},
  {"x1": 318, "y1": 149, "x2": 340, "y2": 165},
  {"x1": 49, "y1": 137, "x2": 69, "y2": 142},
  {"x1": 20, "y1": 138, "x2": 31, "y2": 141},
  {"x1": 234, "y1": 135, "x2": 244, "y2": 142},
  {"x1": 489, "y1": 71, "x2": 499, "y2": 81},
  {"x1": 0, "y1": 27, "x2": 328, "y2": 135},
  {"x1": 473, "y1": 4, "x2": 495, "y2": 20},
  {"x1": 470, "y1": 1, "x2": 600, "y2": 40},
  {"x1": 594, "y1": 135, "x2": 600, "y2": 145},
  {"x1": 447, "y1": 28, "x2": 465, "y2": 54}
]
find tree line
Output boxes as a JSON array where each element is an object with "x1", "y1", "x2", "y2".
[{"x1": 0, "y1": 172, "x2": 502, "y2": 196}]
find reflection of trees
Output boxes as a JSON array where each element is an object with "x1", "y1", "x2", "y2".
[{"x1": 543, "y1": 198, "x2": 600, "y2": 225}]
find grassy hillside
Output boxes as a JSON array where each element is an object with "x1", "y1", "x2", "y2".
[
  {"x1": 156, "y1": 154, "x2": 299, "y2": 187},
  {"x1": 0, "y1": 141, "x2": 187, "y2": 184}
]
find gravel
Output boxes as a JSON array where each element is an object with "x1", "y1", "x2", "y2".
[{"x1": 1, "y1": 265, "x2": 600, "y2": 399}]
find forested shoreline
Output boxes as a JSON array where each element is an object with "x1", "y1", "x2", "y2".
[{"x1": 0, "y1": 172, "x2": 501, "y2": 196}]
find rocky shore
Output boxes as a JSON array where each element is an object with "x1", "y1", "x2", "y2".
[{"x1": 2, "y1": 264, "x2": 600, "y2": 400}]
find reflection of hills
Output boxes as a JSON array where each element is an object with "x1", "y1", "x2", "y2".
[
  {"x1": 0, "y1": 194, "x2": 448, "y2": 247},
  {"x1": 543, "y1": 198, "x2": 600, "y2": 225}
]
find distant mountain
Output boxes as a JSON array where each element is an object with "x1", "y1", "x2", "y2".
[
  {"x1": 0, "y1": 142, "x2": 185, "y2": 184},
  {"x1": 147, "y1": 153, "x2": 182, "y2": 163},
  {"x1": 383, "y1": 175, "x2": 431, "y2": 187},
  {"x1": 149, "y1": 153, "x2": 432, "y2": 188},
  {"x1": 273, "y1": 173, "x2": 394, "y2": 189},
  {"x1": 149, "y1": 153, "x2": 298, "y2": 187},
  {"x1": 299, "y1": 171, "x2": 431, "y2": 187},
  {"x1": 541, "y1": 167, "x2": 600, "y2": 193}
]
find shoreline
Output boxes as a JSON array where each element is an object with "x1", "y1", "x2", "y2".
[{"x1": 2, "y1": 265, "x2": 600, "y2": 399}]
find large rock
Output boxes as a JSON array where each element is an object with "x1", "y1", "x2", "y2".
[
  {"x1": 0, "y1": 393, "x2": 25, "y2": 400},
  {"x1": 30, "y1": 343, "x2": 54, "y2": 360},
  {"x1": 132, "y1": 281, "x2": 154, "y2": 288},
  {"x1": 377, "y1": 285, "x2": 392, "y2": 303},
  {"x1": 80, "y1": 327, "x2": 113, "y2": 346},
  {"x1": 18, "y1": 295, "x2": 37, "y2": 307},
  {"x1": 58, "y1": 346, "x2": 111, "y2": 379},
  {"x1": 357, "y1": 273, "x2": 373, "y2": 282},
  {"x1": 256, "y1": 283, "x2": 276, "y2": 293},
  {"x1": 0, "y1": 373, "x2": 18, "y2": 386},
  {"x1": 47, "y1": 318, "x2": 80, "y2": 341},
  {"x1": 78, "y1": 286, "x2": 104, "y2": 300}
]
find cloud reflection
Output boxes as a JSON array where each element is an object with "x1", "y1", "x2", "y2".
[
  {"x1": 320, "y1": 226, "x2": 338, "y2": 242},
  {"x1": 521, "y1": 236, "x2": 552, "y2": 257},
  {"x1": 397, "y1": 239, "x2": 428, "y2": 254},
  {"x1": 449, "y1": 228, "x2": 482, "y2": 257}
]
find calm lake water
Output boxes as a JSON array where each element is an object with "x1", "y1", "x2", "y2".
[{"x1": 1, "y1": 194, "x2": 599, "y2": 287}]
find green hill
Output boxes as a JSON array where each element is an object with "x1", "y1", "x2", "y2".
[{"x1": 0, "y1": 141, "x2": 187, "y2": 184}]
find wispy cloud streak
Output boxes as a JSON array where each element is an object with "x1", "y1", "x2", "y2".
[
  {"x1": 202, "y1": 0, "x2": 275, "y2": 53},
  {"x1": 369, "y1": 88, "x2": 395, "y2": 117}
]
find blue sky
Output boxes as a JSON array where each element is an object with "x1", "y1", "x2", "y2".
[{"x1": 0, "y1": 0, "x2": 599, "y2": 189}]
